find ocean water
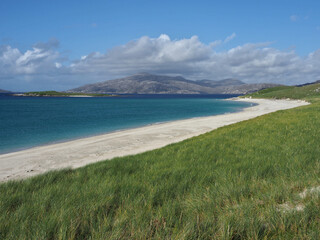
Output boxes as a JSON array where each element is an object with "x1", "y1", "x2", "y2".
[{"x1": 0, "y1": 94, "x2": 254, "y2": 154}]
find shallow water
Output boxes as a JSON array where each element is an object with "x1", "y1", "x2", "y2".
[{"x1": 0, "y1": 94, "x2": 253, "y2": 153}]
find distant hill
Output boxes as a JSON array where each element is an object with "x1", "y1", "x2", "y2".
[
  {"x1": 245, "y1": 80, "x2": 320, "y2": 100},
  {"x1": 197, "y1": 78, "x2": 244, "y2": 88},
  {"x1": 0, "y1": 89, "x2": 11, "y2": 93},
  {"x1": 70, "y1": 73, "x2": 281, "y2": 94}
]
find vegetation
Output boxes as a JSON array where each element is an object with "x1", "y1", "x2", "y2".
[
  {"x1": 23, "y1": 91, "x2": 113, "y2": 97},
  {"x1": 1, "y1": 83, "x2": 320, "y2": 239},
  {"x1": 244, "y1": 83, "x2": 320, "y2": 102}
]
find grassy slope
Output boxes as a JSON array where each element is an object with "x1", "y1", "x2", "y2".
[
  {"x1": 245, "y1": 83, "x2": 320, "y2": 102},
  {"x1": 1, "y1": 85, "x2": 320, "y2": 239}
]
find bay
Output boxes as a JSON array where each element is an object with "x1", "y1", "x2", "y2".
[{"x1": 0, "y1": 94, "x2": 254, "y2": 154}]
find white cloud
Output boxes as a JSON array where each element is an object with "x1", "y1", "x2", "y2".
[
  {"x1": 55, "y1": 62, "x2": 62, "y2": 68},
  {"x1": 209, "y1": 40, "x2": 222, "y2": 48},
  {"x1": 0, "y1": 35, "x2": 320, "y2": 91},
  {"x1": 70, "y1": 35, "x2": 212, "y2": 76},
  {"x1": 0, "y1": 39, "x2": 62, "y2": 77},
  {"x1": 158, "y1": 34, "x2": 171, "y2": 41},
  {"x1": 224, "y1": 33, "x2": 236, "y2": 43},
  {"x1": 69, "y1": 35, "x2": 319, "y2": 85}
]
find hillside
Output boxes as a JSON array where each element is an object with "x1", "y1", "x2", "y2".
[
  {"x1": 1, "y1": 84, "x2": 320, "y2": 238},
  {"x1": 70, "y1": 72, "x2": 280, "y2": 94},
  {"x1": 0, "y1": 89, "x2": 11, "y2": 93},
  {"x1": 245, "y1": 81, "x2": 320, "y2": 102}
]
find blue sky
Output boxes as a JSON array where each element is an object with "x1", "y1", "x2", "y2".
[{"x1": 1, "y1": 0, "x2": 320, "y2": 91}]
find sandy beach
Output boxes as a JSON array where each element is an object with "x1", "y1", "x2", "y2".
[{"x1": 0, "y1": 98, "x2": 309, "y2": 182}]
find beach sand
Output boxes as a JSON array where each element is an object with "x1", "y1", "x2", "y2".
[{"x1": 0, "y1": 98, "x2": 309, "y2": 182}]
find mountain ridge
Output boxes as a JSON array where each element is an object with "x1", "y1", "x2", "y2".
[
  {"x1": 70, "y1": 73, "x2": 281, "y2": 94},
  {"x1": 0, "y1": 89, "x2": 11, "y2": 93}
]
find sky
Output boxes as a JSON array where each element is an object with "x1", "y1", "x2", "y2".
[{"x1": 0, "y1": 0, "x2": 320, "y2": 91}]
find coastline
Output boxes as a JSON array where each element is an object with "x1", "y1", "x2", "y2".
[
  {"x1": 0, "y1": 98, "x2": 250, "y2": 155},
  {"x1": 0, "y1": 98, "x2": 308, "y2": 182}
]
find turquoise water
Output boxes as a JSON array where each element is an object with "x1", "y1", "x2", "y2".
[{"x1": 0, "y1": 94, "x2": 254, "y2": 154}]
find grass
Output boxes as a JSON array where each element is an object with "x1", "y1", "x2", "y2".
[
  {"x1": 24, "y1": 91, "x2": 113, "y2": 97},
  {"x1": 1, "y1": 84, "x2": 320, "y2": 239},
  {"x1": 244, "y1": 83, "x2": 320, "y2": 102}
]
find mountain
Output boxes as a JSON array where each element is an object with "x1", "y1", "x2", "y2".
[
  {"x1": 70, "y1": 73, "x2": 281, "y2": 94},
  {"x1": 0, "y1": 89, "x2": 11, "y2": 93},
  {"x1": 197, "y1": 78, "x2": 244, "y2": 88}
]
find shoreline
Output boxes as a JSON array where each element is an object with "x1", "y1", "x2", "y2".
[
  {"x1": 0, "y1": 98, "x2": 309, "y2": 182},
  {"x1": 0, "y1": 98, "x2": 253, "y2": 155}
]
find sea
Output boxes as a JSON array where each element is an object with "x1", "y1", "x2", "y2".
[{"x1": 0, "y1": 93, "x2": 255, "y2": 154}]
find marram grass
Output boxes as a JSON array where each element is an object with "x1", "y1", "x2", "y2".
[
  {"x1": 244, "y1": 82, "x2": 320, "y2": 102},
  {"x1": 1, "y1": 86, "x2": 320, "y2": 239}
]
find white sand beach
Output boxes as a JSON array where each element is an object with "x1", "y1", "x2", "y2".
[{"x1": 0, "y1": 98, "x2": 309, "y2": 182}]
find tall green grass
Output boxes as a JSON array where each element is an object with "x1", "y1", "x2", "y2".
[
  {"x1": 1, "y1": 86, "x2": 320, "y2": 239},
  {"x1": 245, "y1": 83, "x2": 320, "y2": 102}
]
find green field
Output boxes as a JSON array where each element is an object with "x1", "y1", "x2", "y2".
[
  {"x1": 1, "y1": 84, "x2": 320, "y2": 239},
  {"x1": 23, "y1": 91, "x2": 113, "y2": 97},
  {"x1": 245, "y1": 82, "x2": 320, "y2": 102}
]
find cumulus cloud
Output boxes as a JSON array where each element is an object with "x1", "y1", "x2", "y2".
[
  {"x1": 0, "y1": 39, "x2": 68, "y2": 91},
  {"x1": 0, "y1": 38, "x2": 62, "y2": 77},
  {"x1": 0, "y1": 34, "x2": 320, "y2": 91},
  {"x1": 70, "y1": 35, "x2": 319, "y2": 85},
  {"x1": 70, "y1": 34, "x2": 212, "y2": 78}
]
